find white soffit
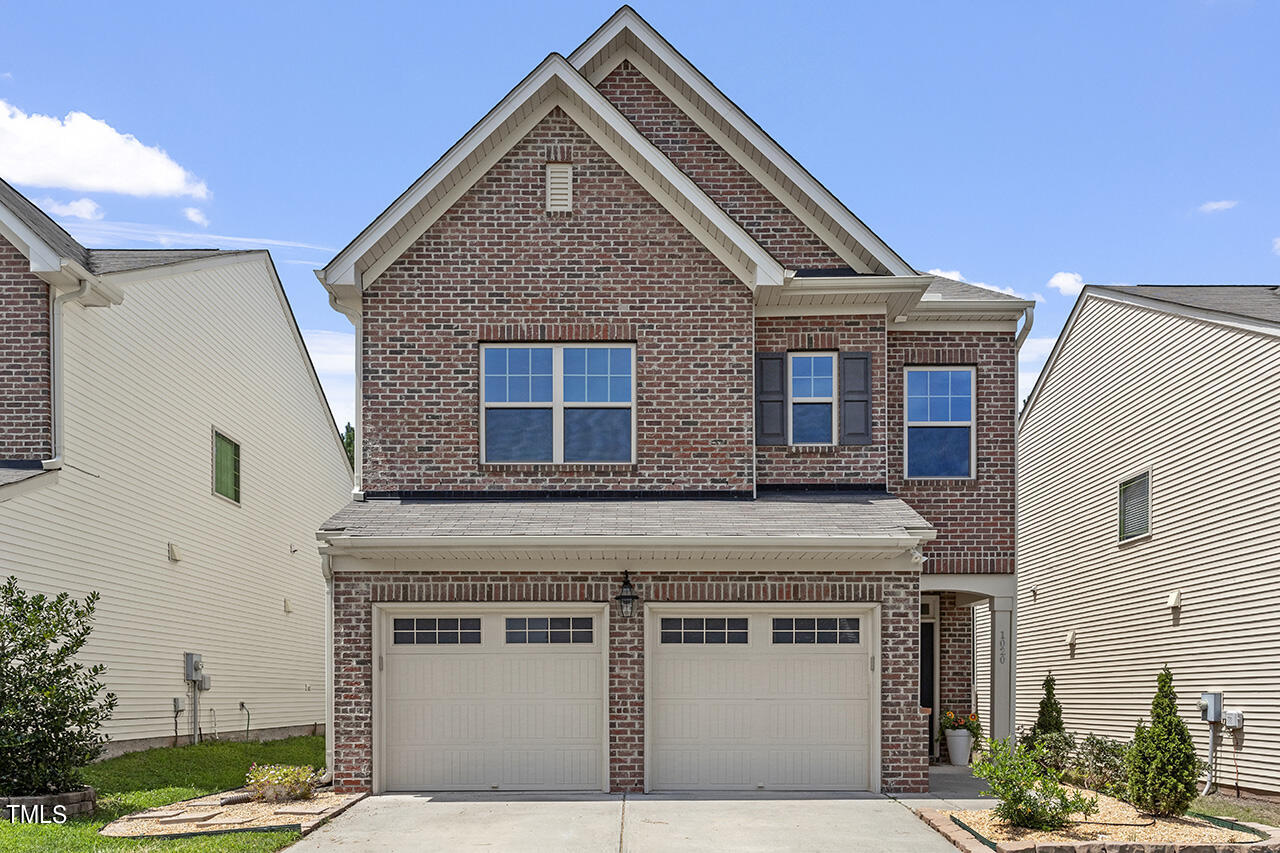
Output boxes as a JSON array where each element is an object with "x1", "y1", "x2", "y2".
[
  {"x1": 569, "y1": 7, "x2": 915, "y2": 277},
  {"x1": 319, "y1": 54, "x2": 786, "y2": 292}
]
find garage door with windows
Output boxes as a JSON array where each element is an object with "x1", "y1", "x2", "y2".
[
  {"x1": 380, "y1": 607, "x2": 607, "y2": 792},
  {"x1": 648, "y1": 607, "x2": 876, "y2": 792}
]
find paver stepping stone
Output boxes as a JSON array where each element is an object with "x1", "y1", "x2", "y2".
[
  {"x1": 196, "y1": 816, "x2": 254, "y2": 827},
  {"x1": 273, "y1": 804, "x2": 330, "y2": 815},
  {"x1": 140, "y1": 810, "x2": 184, "y2": 819},
  {"x1": 156, "y1": 810, "x2": 222, "y2": 824}
]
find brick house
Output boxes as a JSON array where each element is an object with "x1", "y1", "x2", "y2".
[{"x1": 316, "y1": 7, "x2": 1031, "y2": 795}]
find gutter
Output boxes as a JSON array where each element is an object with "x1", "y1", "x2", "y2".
[
  {"x1": 1015, "y1": 305, "x2": 1035, "y2": 351},
  {"x1": 41, "y1": 279, "x2": 90, "y2": 470}
]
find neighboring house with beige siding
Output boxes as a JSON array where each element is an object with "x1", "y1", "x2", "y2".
[
  {"x1": 1017, "y1": 284, "x2": 1280, "y2": 794},
  {"x1": 0, "y1": 181, "x2": 352, "y2": 755}
]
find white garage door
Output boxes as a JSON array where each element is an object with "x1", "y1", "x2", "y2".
[
  {"x1": 648, "y1": 607, "x2": 876, "y2": 791},
  {"x1": 380, "y1": 607, "x2": 606, "y2": 791}
]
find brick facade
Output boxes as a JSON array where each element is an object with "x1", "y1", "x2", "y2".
[
  {"x1": 331, "y1": 567, "x2": 929, "y2": 795},
  {"x1": 361, "y1": 108, "x2": 755, "y2": 494},
  {"x1": 597, "y1": 61, "x2": 846, "y2": 271},
  {"x1": 0, "y1": 235, "x2": 51, "y2": 460},
  {"x1": 754, "y1": 314, "x2": 887, "y2": 485},
  {"x1": 887, "y1": 331, "x2": 1018, "y2": 574}
]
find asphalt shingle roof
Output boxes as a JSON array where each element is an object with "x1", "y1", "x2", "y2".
[
  {"x1": 923, "y1": 277, "x2": 1028, "y2": 302},
  {"x1": 320, "y1": 492, "x2": 932, "y2": 539},
  {"x1": 1095, "y1": 285, "x2": 1280, "y2": 326},
  {"x1": 0, "y1": 465, "x2": 49, "y2": 488}
]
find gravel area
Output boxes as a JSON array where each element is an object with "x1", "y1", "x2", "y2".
[
  {"x1": 99, "y1": 789, "x2": 361, "y2": 838},
  {"x1": 944, "y1": 788, "x2": 1262, "y2": 845}
]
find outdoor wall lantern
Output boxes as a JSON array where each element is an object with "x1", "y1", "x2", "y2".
[{"x1": 614, "y1": 571, "x2": 640, "y2": 618}]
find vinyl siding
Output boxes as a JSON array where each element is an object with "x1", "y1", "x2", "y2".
[
  {"x1": 0, "y1": 256, "x2": 351, "y2": 744},
  {"x1": 973, "y1": 604, "x2": 991, "y2": 730},
  {"x1": 1017, "y1": 295, "x2": 1280, "y2": 792}
]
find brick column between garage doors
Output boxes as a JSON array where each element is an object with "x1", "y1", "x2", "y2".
[{"x1": 330, "y1": 568, "x2": 928, "y2": 795}]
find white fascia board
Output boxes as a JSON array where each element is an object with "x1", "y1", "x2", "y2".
[
  {"x1": 318, "y1": 531, "x2": 934, "y2": 556},
  {"x1": 779, "y1": 275, "x2": 933, "y2": 299},
  {"x1": 1016, "y1": 288, "x2": 1093, "y2": 433},
  {"x1": 0, "y1": 205, "x2": 63, "y2": 274},
  {"x1": 323, "y1": 54, "x2": 784, "y2": 291},
  {"x1": 569, "y1": 8, "x2": 915, "y2": 277}
]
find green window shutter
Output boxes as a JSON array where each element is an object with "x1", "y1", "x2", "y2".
[{"x1": 214, "y1": 432, "x2": 240, "y2": 502}]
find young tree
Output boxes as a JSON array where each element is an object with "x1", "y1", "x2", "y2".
[
  {"x1": 1126, "y1": 666, "x2": 1199, "y2": 816},
  {"x1": 0, "y1": 577, "x2": 117, "y2": 795},
  {"x1": 342, "y1": 422, "x2": 355, "y2": 467},
  {"x1": 1026, "y1": 673, "x2": 1064, "y2": 748}
]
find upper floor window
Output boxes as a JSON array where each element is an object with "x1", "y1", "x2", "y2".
[
  {"x1": 904, "y1": 367, "x2": 974, "y2": 479},
  {"x1": 788, "y1": 352, "x2": 836, "y2": 445},
  {"x1": 212, "y1": 430, "x2": 240, "y2": 503},
  {"x1": 481, "y1": 343, "x2": 634, "y2": 464},
  {"x1": 1118, "y1": 471, "x2": 1150, "y2": 541}
]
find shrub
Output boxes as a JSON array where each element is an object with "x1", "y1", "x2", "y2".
[
  {"x1": 1034, "y1": 729, "x2": 1076, "y2": 773},
  {"x1": 974, "y1": 737, "x2": 1097, "y2": 829},
  {"x1": 1026, "y1": 674, "x2": 1064, "y2": 749},
  {"x1": 973, "y1": 737, "x2": 1098, "y2": 830},
  {"x1": 246, "y1": 763, "x2": 323, "y2": 802},
  {"x1": 0, "y1": 577, "x2": 117, "y2": 796},
  {"x1": 1075, "y1": 733, "x2": 1129, "y2": 798},
  {"x1": 1126, "y1": 666, "x2": 1199, "y2": 816}
]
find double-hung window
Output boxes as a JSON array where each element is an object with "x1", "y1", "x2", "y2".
[
  {"x1": 481, "y1": 343, "x2": 634, "y2": 464},
  {"x1": 788, "y1": 352, "x2": 836, "y2": 445},
  {"x1": 904, "y1": 367, "x2": 975, "y2": 479}
]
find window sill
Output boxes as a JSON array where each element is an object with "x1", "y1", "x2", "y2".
[
  {"x1": 1118, "y1": 532, "x2": 1152, "y2": 547},
  {"x1": 479, "y1": 462, "x2": 638, "y2": 472},
  {"x1": 783, "y1": 444, "x2": 841, "y2": 455}
]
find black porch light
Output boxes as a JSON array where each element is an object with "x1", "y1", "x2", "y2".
[{"x1": 614, "y1": 571, "x2": 640, "y2": 618}]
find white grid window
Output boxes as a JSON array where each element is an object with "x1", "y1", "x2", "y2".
[
  {"x1": 788, "y1": 352, "x2": 836, "y2": 445},
  {"x1": 904, "y1": 366, "x2": 976, "y2": 479},
  {"x1": 480, "y1": 343, "x2": 635, "y2": 464}
]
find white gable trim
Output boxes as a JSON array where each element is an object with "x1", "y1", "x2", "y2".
[
  {"x1": 320, "y1": 54, "x2": 787, "y2": 292},
  {"x1": 569, "y1": 8, "x2": 914, "y2": 277},
  {"x1": 0, "y1": 203, "x2": 63, "y2": 275}
]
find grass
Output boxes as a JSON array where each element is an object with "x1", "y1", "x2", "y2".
[
  {"x1": 1193, "y1": 791, "x2": 1280, "y2": 828},
  {"x1": 0, "y1": 735, "x2": 324, "y2": 853}
]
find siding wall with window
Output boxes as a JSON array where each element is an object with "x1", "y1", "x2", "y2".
[
  {"x1": 1018, "y1": 295, "x2": 1280, "y2": 793},
  {"x1": 0, "y1": 256, "x2": 352, "y2": 745}
]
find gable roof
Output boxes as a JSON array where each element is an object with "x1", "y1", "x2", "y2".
[
  {"x1": 1092, "y1": 285, "x2": 1280, "y2": 326},
  {"x1": 318, "y1": 54, "x2": 788, "y2": 294},
  {"x1": 569, "y1": 6, "x2": 914, "y2": 277},
  {"x1": 1019, "y1": 284, "x2": 1280, "y2": 430}
]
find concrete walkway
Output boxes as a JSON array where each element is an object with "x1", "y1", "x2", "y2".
[
  {"x1": 894, "y1": 765, "x2": 993, "y2": 811},
  {"x1": 289, "y1": 790, "x2": 961, "y2": 852}
]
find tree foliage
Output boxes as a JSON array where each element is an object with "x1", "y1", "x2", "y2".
[
  {"x1": 973, "y1": 737, "x2": 1097, "y2": 830},
  {"x1": 1126, "y1": 666, "x2": 1199, "y2": 816},
  {"x1": 0, "y1": 577, "x2": 117, "y2": 795},
  {"x1": 1026, "y1": 673, "x2": 1065, "y2": 748},
  {"x1": 342, "y1": 422, "x2": 355, "y2": 467}
]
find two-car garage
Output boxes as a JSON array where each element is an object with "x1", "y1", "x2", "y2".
[{"x1": 374, "y1": 603, "x2": 878, "y2": 793}]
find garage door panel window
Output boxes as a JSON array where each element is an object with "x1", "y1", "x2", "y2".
[
  {"x1": 771, "y1": 617, "x2": 860, "y2": 644},
  {"x1": 659, "y1": 616, "x2": 748, "y2": 644},
  {"x1": 393, "y1": 617, "x2": 482, "y2": 645},
  {"x1": 505, "y1": 616, "x2": 593, "y2": 644}
]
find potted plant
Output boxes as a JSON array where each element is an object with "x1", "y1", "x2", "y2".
[{"x1": 939, "y1": 710, "x2": 982, "y2": 766}]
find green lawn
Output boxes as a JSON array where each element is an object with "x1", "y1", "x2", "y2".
[
  {"x1": 1193, "y1": 791, "x2": 1280, "y2": 828},
  {"x1": 0, "y1": 735, "x2": 324, "y2": 853}
]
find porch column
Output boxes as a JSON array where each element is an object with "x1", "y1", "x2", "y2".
[{"x1": 988, "y1": 596, "x2": 1015, "y2": 741}]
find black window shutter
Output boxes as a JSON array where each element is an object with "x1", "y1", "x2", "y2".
[
  {"x1": 839, "y1": 351, "x2": 872, "y2": 445},
  {"x1": 755, "y1": 352, "x2": 787, "y2": 445}
]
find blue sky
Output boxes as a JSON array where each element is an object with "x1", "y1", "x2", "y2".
[{"x1": 3, "y1": 1, "x2": 1277, "y2": 427}]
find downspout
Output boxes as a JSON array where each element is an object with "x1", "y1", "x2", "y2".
[
  {"x1": 42, "y1": 279, "x2": 90, "y2": 470},
  {"x1": 321, "y1": 554, "x2": 335, "y2": 782},
  {"x1": 1014, "y1": 305, "x2": 1035, "y2": 352},
  {"x1": 1009, "y1": 302, "x2": 1033, "y2": 738}
]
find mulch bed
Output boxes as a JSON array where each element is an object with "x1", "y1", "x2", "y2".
[{"x1": 99, "y1": 788, "x2": 364, "y2": 839}]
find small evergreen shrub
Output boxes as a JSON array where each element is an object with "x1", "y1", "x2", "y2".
[
  {"x1": 0, "y1": 577, "x2": 117, "y2": 796},
  {"x1": 1125, "y1": 666, "x2": 1199, "y2": 816},
  {"x1": 1075, "y1": 733, "x2": 1129, "y2": 798},
  {"x1": 1026, "y1": 674, "x2": 1064, "y2": 749},
  {"x1": 1034, "y1": 730, "x2": 1076, "y2": 773},
  {"x1": 246, "y1": 763, "x2": 324, "y2": 802},
  {"x1": 973, "y1": 737, "x2": 1098, "y2": 830}
]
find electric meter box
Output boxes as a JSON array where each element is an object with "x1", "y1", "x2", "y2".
[
  {"x1": 1200, "y1": 691, "x2": 1223, "y2": 723},
  {"x1": 184, "y1": 652, "x2": 203, "y2": 681}
]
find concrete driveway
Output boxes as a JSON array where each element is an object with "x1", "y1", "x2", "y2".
[{"x1": 288, "y1": 791, "x2": 958, "y2": 853}]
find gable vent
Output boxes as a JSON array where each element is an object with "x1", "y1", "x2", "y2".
[
  {"x1": 1119, "y1": 471, "x2": 1150, "y2": 541},
  {"x1": 546, "y1": 162, "x2": 572, "y2": 212}
]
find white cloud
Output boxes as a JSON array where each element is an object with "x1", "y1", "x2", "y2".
[
  {"x1": 0, "y1": 99, "x2": 208, "y2": 198},
  {"x1": 53, "y1": 218, "x2": 333, "y2": 252},
  {"x1": 0, "y1": 73, "x2": 12, "y2": 81},
  {"x1": 1273, "y1": 237, "x2": 1280, "y2": 256},
  {"x1": 926, "y1": 268, "x2": 1044, "y2": 303},
  {"x1": 37, "y1": 197, "x2": 103, "y2": 220},
  {"x1": 183, "y1": 207, "x2": 209, "y2": 227},
  {"x1": 1198, "y1": 200, "x2": 1237, "y2": 213},
  {"x1": 1047, "y1": 271, "x2": 1085, "y2": 296},
  {"x1": 301, "y1": 329, "x2": 355, "y2": 428}
]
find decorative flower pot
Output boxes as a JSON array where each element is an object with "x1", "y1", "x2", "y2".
[{"x1": 945, "y1": 729, "x2": 973, "y2": 766}]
